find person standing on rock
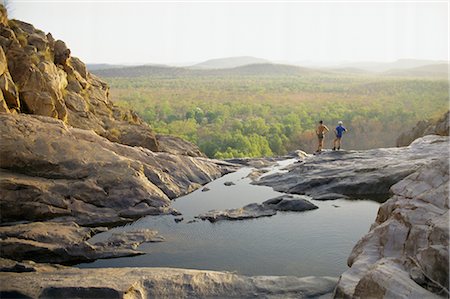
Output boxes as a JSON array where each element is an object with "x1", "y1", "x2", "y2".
[
  {"x1": 315, "y1": 120, "x2": 329, "y2": 153},
  {"x1": 333, "y1": 121, "x2": 347, "y2": 150}
]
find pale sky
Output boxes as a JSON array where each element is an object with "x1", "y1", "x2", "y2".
[{"x1": 6, "y1": 1, "x2": 449, "y2": 65}]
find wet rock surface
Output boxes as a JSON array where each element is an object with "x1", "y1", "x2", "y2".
[
  {"x1": 334, "y1": 157, "x2": 449, "y2": 298},
  {"x1": 255, "y1": 135, "x2": 448, "y2": 200},
  {"x1": 0, "y1": 263, "x2": 338, "y2": 299},
  {"x1": 197, "y1": 195, "x2": 318, "y2": 223}
]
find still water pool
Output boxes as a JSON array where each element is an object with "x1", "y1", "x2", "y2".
[{"x1": 78, "y1": 159, "x2": 380, "y2": 277}]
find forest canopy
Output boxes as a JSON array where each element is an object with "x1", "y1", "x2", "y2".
[{"x1": 104, "y1": 73, "x2": 448, "y2": 158}]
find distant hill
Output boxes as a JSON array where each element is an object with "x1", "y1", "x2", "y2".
[
  {"x1": 339, "y1": 59, "x2": 446, "y2": 73},
  {"x1": 190, "y1": 56, "x2": 270, "y2": 69},
  {"x1": 86, "y1": 64, "x2": 127, "y2": 71},
  {"x1": 383, "y1": 63, "x2": 448, "y2": 78},
  {"x1": 92, "y1": 63, "x2": 324, "y2": 78}
]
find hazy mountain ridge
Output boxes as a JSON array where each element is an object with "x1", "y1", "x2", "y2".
[
  {"x1": 91, "y1": 57, "x2": 447, "y2": 78},
  {"x1": 383, "y1": 63, "x2": 448, "y2": 78},
  {"x1": 92, "y1": 62, "x2": 324, "y2": 78},
  {"x1": 190, "y1": 56, "x2": 269, "y2": 69}
]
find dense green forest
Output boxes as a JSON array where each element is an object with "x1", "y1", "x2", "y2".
[{"x1": 104, "y1": 73, "x2": 448, "y2": 158}]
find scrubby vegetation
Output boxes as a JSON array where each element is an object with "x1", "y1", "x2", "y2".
[{"x1": 105, "y1": 73, "x2": 448, "y2": 157}]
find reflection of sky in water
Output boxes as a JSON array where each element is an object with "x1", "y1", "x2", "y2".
[{"x1": 79, "y1": 160, "x2": 380, "y2": 277}]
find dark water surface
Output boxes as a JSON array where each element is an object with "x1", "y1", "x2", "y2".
[{"x1": 77, "y1": 159, "x2": 380, "y2": 277}]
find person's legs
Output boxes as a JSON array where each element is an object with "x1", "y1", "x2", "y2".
[
  {"x1": 337, "y1": 138, "x2": 341, "y2": 150},
  {"x1": 317, "y1": 137, "x2": 323, "y2": 152},
  {"x1": 333, "y1": 138, "x2": 338, "y2": 150}
]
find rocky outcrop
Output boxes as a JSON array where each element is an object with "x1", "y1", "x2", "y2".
[
  {"x1": 397, "y1": 111, "x2": 449, "y2": 147},
  {"x1": 197, "y1": 195, "x2": 318, "y2": 222},
  {"x1": 0, "y1": 8, "x2": 207, "y2": 155},
  {"x1": 0, "y1": 262, "x2": 338, "y2": 299},
  {"x1": 156, "y1": 134, "x2": 206, "y2": 157},
  {"x1": 0, "y1": 222, "x2": 164, "y2": 264},
  {"x1": 0, "y1": 113, "x2": 234, "y2": 227},
  {"x1": 334, "y1": 157, "x2": 449, "y2": 298},
  {"x1": 256, "y1": 135, "x2": 448, "y2": 200}
]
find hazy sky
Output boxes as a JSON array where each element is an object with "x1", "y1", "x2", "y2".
[{"x1": 6, "y1": 1, "x2": 449, "y2": 65}]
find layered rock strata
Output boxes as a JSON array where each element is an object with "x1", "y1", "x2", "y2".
[
  {"x1": 334, "y1": 157, "x2": 449, "y2": 298},
  {"x1": 0, "y1": 261, "x2": 338, "y2": 299}
]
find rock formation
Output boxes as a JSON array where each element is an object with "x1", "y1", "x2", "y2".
[
  {"x1": 0, "y1": 113, "x2": 234, "y2": 227},
  {"x1": 256, "y1": 135, "x2": 448, "y2": 200},
  {"x1": 0, "y1": 259, "x2": 338, "y2": 299},
  {"x1": 334, "y1": 157, "x2": 449, "y2": 298},
  {"x1": 397, "y1": 111, "x2": 449, "y2": 147},
  {"x1": 0, "y1": 222, "x2": 164, "y2": 264},
  {"x1": 0, "y1": 6, "x2": 205, "y2": 156},
  {"x1": 0, "y1": 6, "x2": 237, "y2": 266},
  {"x1": 197, "y1": 195, "x2": 318, "y2": 222}
]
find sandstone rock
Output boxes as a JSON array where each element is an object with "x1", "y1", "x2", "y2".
[
  {"x1": 262, "y1": 195, "x2": 318, "y2": 211},
  {"x1": 197, "y1": 195, "x2": 317, "y2": 223},
  {"x1": 197, "y1": 203, "x2": 278, "y2": 222},
  {"x1": 0, "y1": 113, "x2": 234, "y2": 226},
  {"x1": 334, "y1": 157, "x2": 449, "y2": 298},
  {"x1": 0, "y1": 266, "x2": 338, "y2": 299},
  {"x1": 0, "y1": 46, "x2": 19, "y2": 111},
  {"x1": 94, "y1": 229, "x2": 165, "y2": 250},
  {"x1": 224, "y1": 181, "x2": 236, "y2": 186},
  {"x1": 0, "y1": 222, "x2": 165, "y2": 264},
  {"x1": 397, "y1": 111, "x2": 449, "y2": 147},
  {"x1": 157, "y1": 134, "x2": 206, "y2": 157},
  {"x1": 256, "y1": 135, "x2": 448, "y2": 199}
]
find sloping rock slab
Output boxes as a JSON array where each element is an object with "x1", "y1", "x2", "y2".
[
  {"x1": 0, "y1": 113, "x2": 236, "y2": 226},
  {"x1": 197, "y1": 195, "x2": 318, "y2": 223},
  {"x1": 0, "y1": 222, "x2": 164, "y2": 264},
  {"x1": 255, "y1": 135, "x2": 449, "y2": 199},
  {"x1": 334, "y1": 157, "x2": 449, "y2": 298},
  {"x1": 0, "y1": 266, "x2": 338, "y2": 299}
]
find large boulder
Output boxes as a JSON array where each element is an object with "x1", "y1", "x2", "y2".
[
  {"x1": 397, "y1": 111, "x2": 449, "y2": 147},
  {"x1": 0, "y1": 113, "x2": 234, "y2": 227},
  {"x1": 334, "y1": 157, "x2": 449, "y2": 298}
]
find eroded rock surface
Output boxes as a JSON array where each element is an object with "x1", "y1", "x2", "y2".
[
  {"x1": 0, "y1": 264, "x2": 338, "y2": 299},
  {"x1": 197, "y1": 195, "x2": 318, "y2": 223},
  {"x1": 0, "y1": 113, "x2": 234, "y2": 227},
  {"x1": 0, "y1": 222, "x2": 164, "y2": 264},
  {"x1": 334, "y1": 157, "x2": 449, "y2": 298},
  {"x1": 256, "y1": 135, "x2": 448, "y2": 200}
]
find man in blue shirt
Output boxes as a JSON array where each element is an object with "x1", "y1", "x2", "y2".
[{"x1": 333, "y1": 121, "x2": 347, "y2": 150}]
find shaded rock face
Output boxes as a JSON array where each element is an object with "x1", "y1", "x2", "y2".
[
  {"x1": 197, "y1": 195, "x2": 318, "y2": 223},
  {"x1": 0, "y1": 264, "x2": 338, "y2": 299},
  {"x1": 0, "y1": 222, "x2": 165, "y2": 264},
  {"x1": 0, "y1": 113, "x2": 233, "y2": 227},
  {"x1": 397, "y1": 111, "x2": 450, "y2": 147},
  {"x1": 334, "y1": 158, "x2": 449, "y2": 298},
  {"x1": 255, "y1": 135, "x2": 448, "y2": 200}
]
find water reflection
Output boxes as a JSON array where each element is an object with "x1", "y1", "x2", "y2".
[{"x1": 78, "y1": 160, "x2": 380, "y2": 277}]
